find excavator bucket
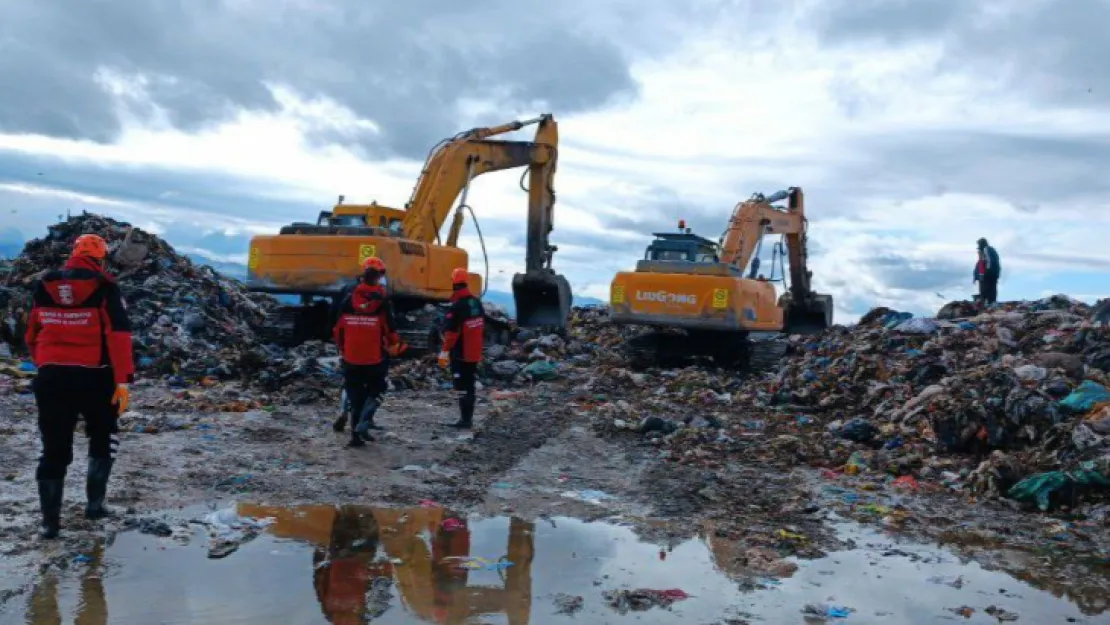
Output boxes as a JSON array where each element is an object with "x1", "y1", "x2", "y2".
[
  {"x1": 784, "y1": 293, "x2": 834, "y2": 336},
  {"x1": 512, "y1": 271, "x2": 573, "y2": 328}
]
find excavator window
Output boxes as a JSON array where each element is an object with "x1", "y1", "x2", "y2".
[
  {"x1": 645, "y1": 233, "x2": 720, "y2": 264},
  {"x1": 653, "y1": 250, "x2": 689, "y2": 261},
  {"x1": 331, "y1": 215, "x2": 367, "y2": 227}
]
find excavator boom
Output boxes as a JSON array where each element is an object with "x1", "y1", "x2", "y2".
[
  {"x1": 399, "y1": 114, "x2": 569, "y2": 327},
  {"x1": 718, "y1": 187, "x2": 831, "y2": 333}
]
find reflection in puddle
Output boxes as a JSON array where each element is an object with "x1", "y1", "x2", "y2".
[{"x1": 5, "y1": 503, "x2": 1106, "y2": 624}]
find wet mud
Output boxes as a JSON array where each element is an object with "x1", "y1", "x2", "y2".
[
  {"x1": 2, "y1": 381, "x2": 1110, "y2": 623},
  {"x1": 1, "y1": 503, "x2": 1103, "y2": 624}
]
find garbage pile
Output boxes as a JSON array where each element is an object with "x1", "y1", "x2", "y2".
[
  {"x1": 0, "y1": 215, "x2": 611, "y2": 399},
  {"x1": 0, "y1": 214, "x2": 296, "y2": 386},
  {"x1": 575, "y1": 297, "x2": 1110, "y2": 511}
]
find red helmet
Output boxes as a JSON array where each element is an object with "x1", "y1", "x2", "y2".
[
  {"x1": 362, "y1": 256, "x2": 386, "y2": 272},
  {"x1": 451, "y1": 268, "x2": 469, "y2": 285},
  {"x1": 72, "y1": 234, "x2": 108, "y2": 260}
]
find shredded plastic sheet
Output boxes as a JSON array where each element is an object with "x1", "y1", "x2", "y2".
[
  {"x1": 441, "y1": 556, "x2": 514, "y2": 571},
  {"x1": 1008, "y1": 462, "x2": 1110, "y2": 511}
]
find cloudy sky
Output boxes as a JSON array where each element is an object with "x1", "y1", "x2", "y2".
[{"x1": 1, "y1": 0, "x2": 1108, "y2": 321}]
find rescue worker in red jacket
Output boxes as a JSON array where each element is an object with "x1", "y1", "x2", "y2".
[
  {"x1": 333, "y1": 257, "x2": 406, "y2": 447},
  {"x1": 24, "y1": 234, "x2": 135, "y2": 539},
  {"x1": 438, "y1": 268, "x2": 484, "y2": 429}
]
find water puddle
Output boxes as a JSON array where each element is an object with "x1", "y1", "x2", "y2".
[{"x1": 2, "y1": 502, "x2": 1105, "y2": 624}]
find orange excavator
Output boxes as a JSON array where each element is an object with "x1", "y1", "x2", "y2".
[
  {"x1": 245, "y1": 114, "x2": 573, "y2": 354},
  {"x1": 608, "y1": 187, "x2": 833, "y2": 369}
]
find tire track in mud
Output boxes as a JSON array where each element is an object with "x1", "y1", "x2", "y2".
[{"x1": 433, "y1": 385, "x2": 579, "y2": 506}]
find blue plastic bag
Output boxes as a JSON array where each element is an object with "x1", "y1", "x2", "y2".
[{"x1": 1059, "y1": 381, "x2": 1110, "y2": 414}]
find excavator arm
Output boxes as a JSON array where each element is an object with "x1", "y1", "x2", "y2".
[
  {"x1": 401, "y1": 113, "x2": 571, "y2": 327},
  {"x1": 403, "y1": 114, "x2": 556, "y2": 242},
  {"x1": 719, "y1": 187, "x2": 832, "y2": 333}
]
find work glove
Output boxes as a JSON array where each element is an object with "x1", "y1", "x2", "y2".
[
  {"x1": 437, "y1": 351, "x2": 450, "y2": 369},
  {"x1": 386, "y1": 340, "x2": 409, "y2": 358},
  {"x1": 112, "y1": 384, "x2": 130, "y2": 416}
]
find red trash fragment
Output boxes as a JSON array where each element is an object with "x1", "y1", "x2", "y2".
[{"x1": 894, "y1": 475, "x2": 919, "y2": 489}]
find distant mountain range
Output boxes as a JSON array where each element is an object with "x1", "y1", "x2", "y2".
[
  {"x1": 0, "y1": 227, "x2": 24, "y2": 259},
  {"x1": 185, "y1": 255, "x2": 604, "y2": 314}
]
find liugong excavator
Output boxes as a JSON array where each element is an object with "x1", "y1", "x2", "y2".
[
  {"x1": 245, "y1": 114, "x2": 573, "y2": 353},
  {"x1": 608, "y1": 187, "x2": 833, "y2": 369}
]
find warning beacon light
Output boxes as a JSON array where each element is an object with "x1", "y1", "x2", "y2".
[{"x1": 678, "y1": 219, "x2": 686, "y2": 230}]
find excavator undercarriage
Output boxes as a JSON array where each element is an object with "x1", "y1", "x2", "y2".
[
  {"x1": 622, "y1": 329, "x2": 791, "y2": 372},
  {"x1": 620, "y1": 300, "x2": 830, "y2": 372},
  {"x1": 257, "y1": 296, "x2": 512, "y2": 355}
]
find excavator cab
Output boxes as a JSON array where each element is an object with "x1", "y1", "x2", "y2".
[{"x1": 643, "y1": 228, "x2": 721, "y2": 264}]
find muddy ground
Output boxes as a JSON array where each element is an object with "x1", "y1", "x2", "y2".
[{"x1": 2, "y1": 372, "x2": 1109, "y2": 618}]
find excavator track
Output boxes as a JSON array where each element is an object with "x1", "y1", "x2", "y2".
[
  {"x1": 623, "y1": 330, "x2": 790, "y2": 375},
  {"x1": 746, "y1": 336, "x2": 790, "y2": 371}
]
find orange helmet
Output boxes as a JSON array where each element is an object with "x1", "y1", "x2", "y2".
[
  {"x1": 72, "y1": 234, "x2": 108, "y2": 260},
  {"x1": 451, "y1": 268, "x2": 469, "y2": 285},
  {"x1": 362, "y1": 256, "x2": 386, "y2": 272}
]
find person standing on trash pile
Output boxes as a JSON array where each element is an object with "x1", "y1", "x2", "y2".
[
  {"x1": 438, "y1": 268, "x2": 484, "y2": 429},
  {"x1": 332, "y1": 256, "x2": 407, "y2": 447},
  {"x1": 973, "y1": 237, "x2": 1001, "y2": 307},
  {"x1": 24, "y1": 234, "x2": 135, "y2": 539}
]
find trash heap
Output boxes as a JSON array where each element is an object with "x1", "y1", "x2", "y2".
[
  {"x1": 0, "y1": 214, "x2": 606, "y2": 399},
  {"x1": 0, "y1": 214, "x2": 291, "y2": 385},
  {"x1": 576, "y1": 297, "x2": 1110, "y2": 511}
]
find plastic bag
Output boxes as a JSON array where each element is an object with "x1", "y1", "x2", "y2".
[
  {"x1": 1007, "y1": 462, "x2": 1110, "y2": 511},
  {"x1": 1059, "y1": 381, "x2": 1110, "y2": 414},
  {"x1": 523, "y1": 361, "x2": 559, "y2": 380},
  {"x1": 894, "y1": 318, "x2": 940, "y2": 334}
]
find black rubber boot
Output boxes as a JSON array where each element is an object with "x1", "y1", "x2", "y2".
[
  {"x1": 356, "y1": 399, "x2": 381, "y2": 440},
  {"x1": 38, "y1": 479, "x2": 64, "y2": 539},
  {"x1": 346, "y1": 434, "x2": 366, "y2": 448},
  {"x1": 332, "y1": 414, "x2": 347, "y2": 432},
  {"x1": 85, "y1": 458, "x2": 115, "y2": 520},
  {"x1": 450, "y1": 396, "x2": 474, "y2": 429}
]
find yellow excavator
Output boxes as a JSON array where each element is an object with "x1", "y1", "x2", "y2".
[
  {"x1": 608, "y1": 187, "x2": 833, "y2": 369},
  {"x1": 245, "y1": 114, "x2": 573, "y2": 353}
]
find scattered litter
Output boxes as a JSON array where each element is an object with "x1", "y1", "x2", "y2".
[
  {"x1": 801, "y1": 603, "x2": 853, "y2": 620},
  {"x1": 561, "y1": 489, "x2": 614, "y2": 505},
  {"x1": 199, "y1": 507, "x2": 274, "y2": 559},
  {"x1": 602, "y1": 588, "x2": 690, "y2": 614},
  {"x1": 985, "y1": 605, "x2": 1020, "y2": 622},
  {"x1": 442, "y1": 556, "x2": 514, "y2": 571},
  {"x1": 552, "y1": 593, "x2": 584, "y2": 615}
]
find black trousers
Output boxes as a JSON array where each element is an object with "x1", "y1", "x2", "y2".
[
  {"x1": 33, "y1": 366, "x2": 119, "y2": 481},
  {"x1": 451, "y1": 360, "x2": 477, "y2": 421},
  {"x1": 343, "y1": 362, "x2": 388, "y2": 427},
  {"x1": 979, "y1": 277, "x2": 998, "y2": 305}
]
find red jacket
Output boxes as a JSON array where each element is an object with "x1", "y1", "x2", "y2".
[
  {"x1": 25, "y1": 256, "x2": 135, "y2": 384},
  {"x1": 442, "y1": 288, "x2": 484, "y2": 363},
  {"x1": 333, "y1": 283, "x2": 399, "y2": 366}
]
